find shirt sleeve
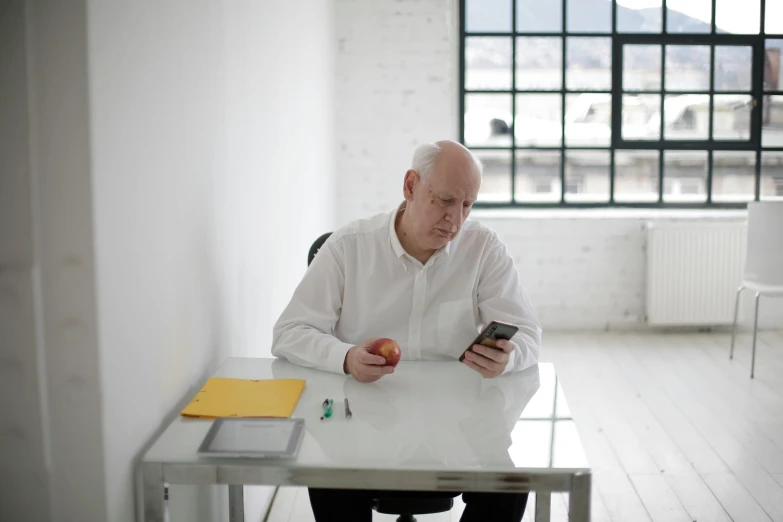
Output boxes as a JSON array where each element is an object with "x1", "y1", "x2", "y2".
[
  {"x1": 271, "y1": 238, "x2": 355, "y2": 374},
  {"x1": 476, "y1": 236, "x2": 542, "y2": 374}
]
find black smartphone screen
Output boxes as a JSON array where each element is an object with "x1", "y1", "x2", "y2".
[{"x1": 459, "y1": 321, "x2": 519, "y2": 362}]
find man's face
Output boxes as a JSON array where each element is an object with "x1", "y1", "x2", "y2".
[{"x1": 404, "y1": 155, "x2": 481, "y2": 251}]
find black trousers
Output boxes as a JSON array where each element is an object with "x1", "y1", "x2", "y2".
[{"x1": 308, "y1": 488, "x2": 528, "y2": 522}]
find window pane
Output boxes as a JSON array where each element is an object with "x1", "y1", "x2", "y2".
[
  {"x1": 623, "y1": 45, "x2": 662, "y2": 91},
  {"x1": 716, "y1": 0, "x2": 760, "y2": 34},
  {"x1": 765, "y1": 39, "x2": 783, "y2": 91},
  {"x1": 475, "y1": 150, "x2": 512, "y2": 202},
  {"x1": 622, "y1": 94, "x2": 661, "y2": 140},
  {"x1": 666, "y1": 0, "x2": 712, "y2": 33},
  {"x1": 564, "y1": 150, "x2": 610, "y2": 202},
  {"x1": 664, "y1": 94, "x2": 710, "y2": 140},
  {"x1": 566, "y1": 94, "x2": 611, "y2": 146},
  {"x1": 465, "y1": 37, "x2": 512, "y2": 91},
  {"x1": 567, "y1": 0, "x2": 611, "y2": 33},
  {"x1": 464, "y1": 94, "x2": 512, "y2": 146},
  {"x1": 515, "y1": 150, "x2": 562, "y2": 202},
  {"x1": 517, "y1": 0, "x2": 561, "y2": 32},
  {"x1": 617, "y1": 0, "x2": 662, "y2": 33},
  {"x1": 715, "y1": 46, "x2": 752, "y2": 91},
  {"x1": 521, "y1": 364, "x2": 555, "y2": 418},
  {"x1": 712, "y1": 151, "x2": 756, "y2": 202},
  {"x1": 515, "y1": 94, "x2": 562, "y2": 147},
  {"x1": 553, "y1": 421, "x2": 589, "y2": 468},
  {"x1": 763, "y1": 95, "x2": 783, "y2": 147},
  {"x1": 566, "y1": 38, "x2": 612, "y2": 91},
  {"x1": 663, "y1": 150, "x2": 708, "y2": 202},
  {"x1": 761, "y1": 152, "x2": 783, "y2": 200},
  {"x1": 767, "y1": 0, "x2": 783, "y2": 34},
  {"x1": 516, "y1": 37, "x2": 562, "y2": 90},
  {"x1": 614, "y1": 150, "x2": 660, "y2": 202},
  {"x1": 665, "y1": 45, "x2": 710, "y2": 91},
  {"x1": 466, "y1": 0, "x2": 511, "y2": 32},
  {"x1": 555, "y1": 382, "x2": 571, "y2": 417},
  {"x1": 509, "y1": 421, "x2": 552, "y2": 467},
  {"x1": 713, "y1": 95, "x2": 752, "y2": 140}
]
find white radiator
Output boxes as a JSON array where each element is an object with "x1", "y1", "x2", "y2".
[{"x1": 646, "y1": 221, "x2": 747, "y2": 326}]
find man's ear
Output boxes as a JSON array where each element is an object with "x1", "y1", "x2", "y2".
[{"x1": 403, "y1": 170, "x2": 419, "y2": 201}]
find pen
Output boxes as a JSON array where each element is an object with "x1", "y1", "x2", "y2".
[
  {"x1": 344, "y1": 398, "x2": 352, "y2": 419},
  {"x1": 320, "y1": 398, "x2": 333, "y2": 420}
]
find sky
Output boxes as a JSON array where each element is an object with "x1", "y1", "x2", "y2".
[{"x1": 615, "y1": 0, "x2": 781, "y2": 34}]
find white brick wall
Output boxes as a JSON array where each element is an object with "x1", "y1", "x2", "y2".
[
  {"x1": 479, "y1": 211, "x2": 781, "y2": 330},
  {"x1": 335, "y1": 0, "x2": 458, "y2": 224},
  {"x1": 481, "y1": 215, "x2": 648, "y2": 329},
  {"x1": 334, "y1": 0, "x2": 782, "y2": 330}
]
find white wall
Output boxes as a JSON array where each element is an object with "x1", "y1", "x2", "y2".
[
  {"x1": 22, "y1": 1, "x2": 108, "y2": 520},
  {"x1": 88, "y1": 0, "x2": 336, "y2": 520},
  {"x1": 87, "y1": 1, "x2": 231, "y2": 520},
  {"x1": 335, "y1": 0, "x2": 457, "y2": 224},
  {"x1": 3, "y1": 5, "x2": 111, "y2": 521},
  {"x1": 476, "y1": 210, "x2": 783, "y2": 330},
  {"x1": 217, "y1": 0, "x2": 336, "y2": 519},
  {"x1": 220, "y1": 0, "x2": 336, "y2": 361},
  {"x1": 0, "y1": 1, "x2": 53, "y2": 519},
  {"x1": 1, "y1": 1, "x2": 336, "y2": 521},
  {"x1": 333, "y1": 0, "x2": 783, "y2": 330}
]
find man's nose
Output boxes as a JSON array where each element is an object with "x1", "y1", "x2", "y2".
[{"x1": 445, "y1": 205, "x2": 461, "y2": 230}]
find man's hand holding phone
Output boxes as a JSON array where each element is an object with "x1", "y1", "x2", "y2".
[
  {"x1": 460, "y1": 321, "x2": 519, "y2": 378},
  {"x1": 462, "y1": 338, "x2": 516, "y2": 378}
]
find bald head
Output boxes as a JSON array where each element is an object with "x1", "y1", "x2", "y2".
[{"x1": 411, "y1": 140, "x2": 483, "y2": 182}]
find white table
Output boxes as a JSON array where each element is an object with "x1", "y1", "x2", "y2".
[{"x1": 138, "y1": 359, "x2": 591, "y2": 521}]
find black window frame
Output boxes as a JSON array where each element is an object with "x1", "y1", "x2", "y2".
[{"x1": 459, "y1": 0, "x2": 783, "y2": 208}]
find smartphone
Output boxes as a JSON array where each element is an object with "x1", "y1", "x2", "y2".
[{"x1": 459, "y1": 320, "x2": 519, "y2": 362}]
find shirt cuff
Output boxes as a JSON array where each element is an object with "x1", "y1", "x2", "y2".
[
  {"x1": 502, "y1": 345, "x2": 518, "y2": 375},
  {"x1": 326, "y1": 341, "x2": 355, "y2": 375}
]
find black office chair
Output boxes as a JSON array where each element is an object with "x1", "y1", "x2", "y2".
[
  {"x1": 308, "y1": 233, "x2": 454, "y2": 522},
  {"x1": 373, "y1": 494, "x2": 455, "y2": 522},
  {"x1": 308, "y1": 232, "x2": 333, "y2": 266}
]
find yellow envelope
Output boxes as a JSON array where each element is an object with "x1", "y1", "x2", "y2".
[{"x1": 180, "y1": 378, "x2": 305, "y2": 419}]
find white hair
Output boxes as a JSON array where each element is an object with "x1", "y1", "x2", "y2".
[{"x1": 411, "y1": 142, "x2": 483, "y2": 181}]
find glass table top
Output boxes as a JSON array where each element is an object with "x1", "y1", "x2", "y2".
[{"x1": 146, "y1": 359, "x2": 589, "y2": 474}]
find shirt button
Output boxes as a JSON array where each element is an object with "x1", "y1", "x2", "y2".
[{"x1": 419, "y1": 270, "x2": 424, "y2": 276}]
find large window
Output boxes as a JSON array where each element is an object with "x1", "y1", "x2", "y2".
[{"x1": 460, "y1": 0, "x2": 783, "y2": 207}]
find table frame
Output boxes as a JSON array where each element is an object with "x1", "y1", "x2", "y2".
[{"x1": 137, "y1": 460, "x2": 591, "y2": 521}]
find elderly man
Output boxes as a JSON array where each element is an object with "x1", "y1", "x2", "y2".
[{"x1": 272, "y1": 140, "x2": 541, "y2": 522}]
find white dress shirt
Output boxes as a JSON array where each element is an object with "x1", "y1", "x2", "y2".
[{"x1": 272, "y1": 204, "x2": 542, "y2": 375}]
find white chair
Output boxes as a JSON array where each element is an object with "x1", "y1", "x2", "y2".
[{"x1": 730, "y1": 201, "x2": 783, "y2": 378}]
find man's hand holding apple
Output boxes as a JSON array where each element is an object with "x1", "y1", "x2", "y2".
[{"x1": 344, "y1": 338, "x2": 401, "y2": 383}]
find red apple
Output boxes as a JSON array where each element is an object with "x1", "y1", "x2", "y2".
[{"x1": 368, "y1": 338, "x2": 401, "y2": 367}]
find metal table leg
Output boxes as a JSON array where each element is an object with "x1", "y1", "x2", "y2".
[
  {"x1": 569, "y1": 472, "x2": 591, "y2": 522},
  {"x1": 751, "y1": 292, "x2": 761, "y2": 379},
  {"x1": 535, "y1": 491, "x2": 551, "y2": 522},
  {"x1": 730, "y1": 286, "x2": 743, "y2": 359},
  {"x1": 138, "y1": 462, "x2": 165, "y2": 522},
  {"x1": 229, "y1": 485, "x2": 245, "y2": 522}
]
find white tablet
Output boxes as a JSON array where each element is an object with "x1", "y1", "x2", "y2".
[{"x1": 198, "y1": 418, "x2": 305, "y2": 458}]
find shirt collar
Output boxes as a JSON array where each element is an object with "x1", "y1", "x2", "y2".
[
  {"x1": 388, "y1": 202, "x2": 452, "y2": 261},
  {"x1": 441, "y1": 237, "x2": 452, "y2": 257},
  {"x1": 389, "y1": 203, "x2": 407, "y2": 259}
]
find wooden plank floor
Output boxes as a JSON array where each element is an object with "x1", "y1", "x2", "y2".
[{"x1": 267, "y1": 332, "x2": 783, "y2": 522}]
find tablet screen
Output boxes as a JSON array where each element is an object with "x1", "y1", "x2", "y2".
[{"x1": 199, "y1": 418, "x2": 304, "y2": 456}]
